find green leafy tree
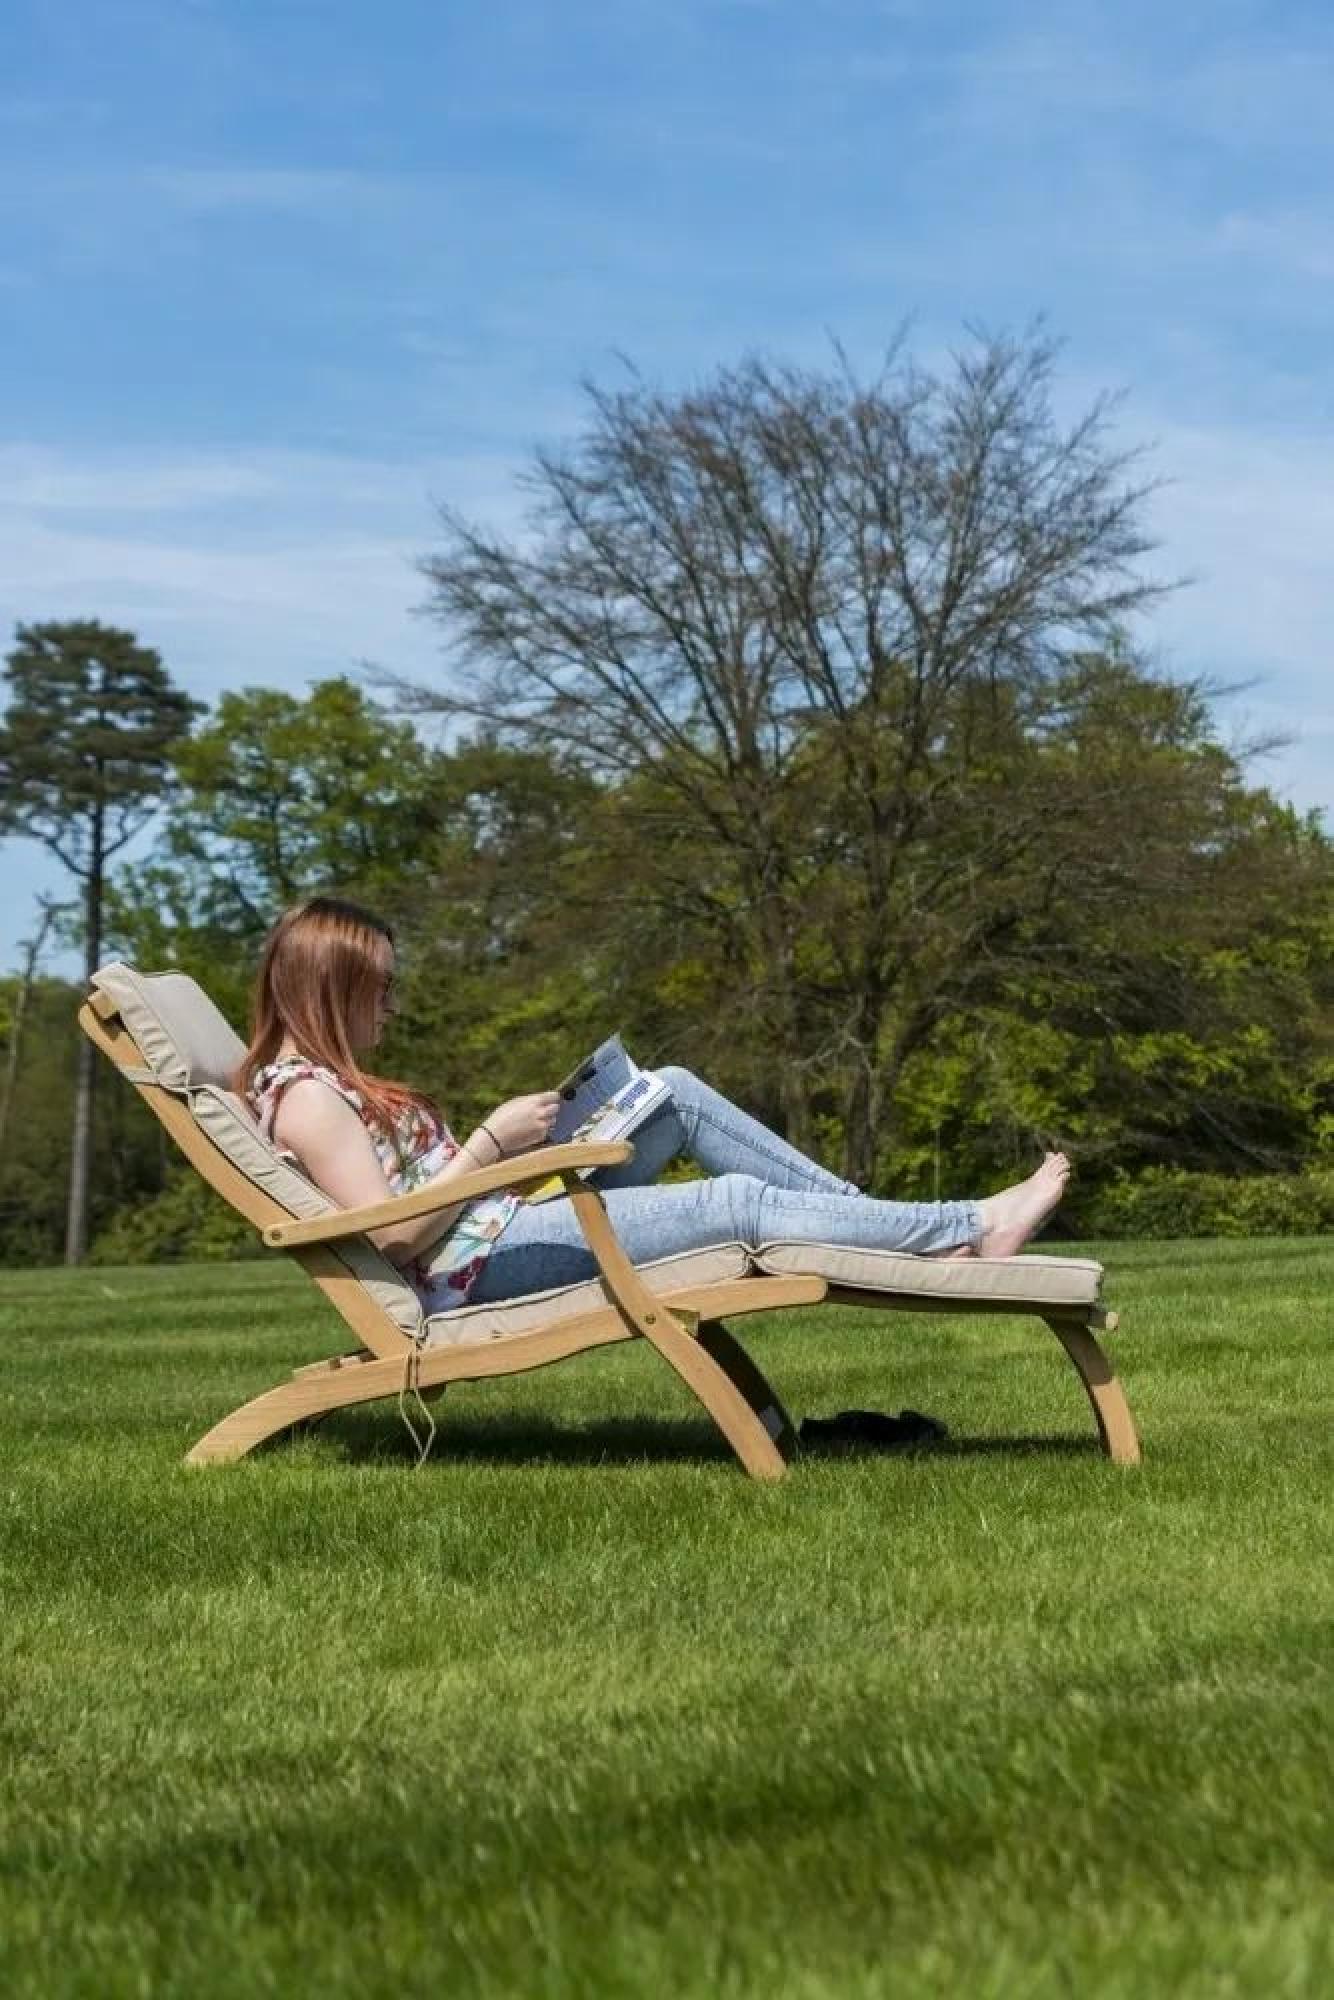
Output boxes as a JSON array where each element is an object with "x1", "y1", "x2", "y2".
[
  {"x1": 376, "y1": 737, "x2": 609, "y2": 1121},
  {"x1": 0, "y1": 621, "x2": 200, "y2": 1260},
  {"x1": 108, "y1": 697, "x2": 618, "y2": 1176},
  {"x1": 105, "y1": 678, "x2": 451, "y2": 1022},
  {"x1": 882, "y1": 713, "x2": 1333, "y2": 1202}
]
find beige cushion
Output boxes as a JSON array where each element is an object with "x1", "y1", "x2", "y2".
[
  {"x1": 92, "y1": 960, "x2": 424, "y2": 1339},
  {"x1": 191, "y1": 1085, "x2": 424, "y2": 1337},
  {"x1": 424, "y1": 1241, "x2": 752, "y2": 1348},
  {"x1": 754, "y1": 1242, "x2": 1103, "y2": 1308},
  {"x1": 92, "y1": 962, "x2": 245, "y2": 1091}
]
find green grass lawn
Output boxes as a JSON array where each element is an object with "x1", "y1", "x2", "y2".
[{"x1": 1, "y1": 1238, "x2": 1331, "y2": 1998}]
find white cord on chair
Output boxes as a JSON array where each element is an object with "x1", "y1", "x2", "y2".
[{"x1": 397, "y1": 1334, "x2": 439, "y2": 1468}]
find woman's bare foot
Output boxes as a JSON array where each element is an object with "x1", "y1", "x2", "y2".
[{"x1": 976, "y1": 1153, "x2": 1071, "y2": 1258}]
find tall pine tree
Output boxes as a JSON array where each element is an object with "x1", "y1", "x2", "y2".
[{"x1": 0, "y1": 620, "x2": 200, "y2": 1261}]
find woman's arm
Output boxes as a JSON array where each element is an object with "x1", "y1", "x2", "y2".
[{"x1": 272, "y1": 1081, "x2": 557, "y2": 1266}]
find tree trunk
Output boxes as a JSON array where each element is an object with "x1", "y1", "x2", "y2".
[
  {"x1": 838, "y1": 909, "x2": 892, "y2": 1187},
  {"x1": 840, "y1": 998, "x2": 887, "y2": 1189},
  {"x1": 753, "y1": 886, "x2": 812, "y2": 1152},
  {"x1": 0, "y1": 901, "x2": 59, "y2": 1162},
  {"x1": 64, "y1": 814, "x2": 103, "y2": 1265},
  {"x1": 841, "y1": 1066, "x2": 877, "y2": 1190}
]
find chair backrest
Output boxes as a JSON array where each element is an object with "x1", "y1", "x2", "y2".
[{"x1": 85, "y1": 962, "x2": 423, "y2": 1345}]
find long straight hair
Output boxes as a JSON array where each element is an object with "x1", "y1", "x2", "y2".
[{"x1": 235, "y1": 896, "x2": 439, "y2": 1138}]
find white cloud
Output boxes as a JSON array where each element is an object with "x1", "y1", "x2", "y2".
[
  {"x1": 0, "y1": 442, "x2": 525, "y2": 704},
  {"x1": 1215, "y1": 210, "x2": 1334, "y2": 281},
  {"x1": 900, "y1": 10, "x2": 1334, "y2": 166},
  {"x1": 1175, "y1": 38, "x2": 1334, "y2": 150},
  {"x1": 139, "y1": 166, "x2": 402, "y2": 216},
  {"x1": 0, "y1": 446, "x2": 277, "y2": 512},
  {"x1": 1130, "y1": 413, "x2": 1334, "y2": 814},
  {"x1": 0, "y1": 442, "x2": 524, "y2": 519}
]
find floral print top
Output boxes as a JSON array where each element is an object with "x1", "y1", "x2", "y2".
[{"x1": 248, "y1": 1057, "x2": 519, "y2": 1311}]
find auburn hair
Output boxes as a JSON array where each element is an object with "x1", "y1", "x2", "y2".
[{"x1": 235, "y1": 896, "x2": 440, "y2": 1141}]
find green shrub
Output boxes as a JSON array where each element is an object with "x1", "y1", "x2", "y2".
[
  {"x1": 88, "y1": 1169, "x2": 261, "y2": 1265},
  {"x1": 1072, "y1": 1167, "x2": 1334, "y2": 1239}
]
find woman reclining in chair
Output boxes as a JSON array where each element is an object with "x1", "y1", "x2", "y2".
[{"x1": 237, "y1": 896, "x2": 1072, "y2": 1317}]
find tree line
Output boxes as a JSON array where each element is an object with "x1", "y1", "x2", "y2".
[{"x1": 2, "y1": 332, "x2": 1330, "y2": 1264}]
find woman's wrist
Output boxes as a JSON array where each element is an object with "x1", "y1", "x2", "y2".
[{"x1": 463, "y1": 1124, "x2": 504, "y2": 1166}]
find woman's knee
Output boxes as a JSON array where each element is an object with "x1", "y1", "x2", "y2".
[
  {"x1": 711, "y1": 1171, "x2": 766, "y2": 1243},
  {"x1": 656, "y1": 1063, "x2": 697, "y2": 1096}
]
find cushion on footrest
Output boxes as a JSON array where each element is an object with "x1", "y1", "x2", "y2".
[
  {"x1": 424, "y1": 1241, "x2": 752, "y2": 1348},
  {"x1": 753, "y1": 1243, "x2": 1103, "y2": 1308}
]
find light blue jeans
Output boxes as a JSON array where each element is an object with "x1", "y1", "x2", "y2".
[{"x1": 464, "y1": 1066, "x2": 981, "y2": 1306}]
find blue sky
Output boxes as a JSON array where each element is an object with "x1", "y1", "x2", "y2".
[{"x1": 3, "y1": 0, "x2": 1332, "y2": 973}]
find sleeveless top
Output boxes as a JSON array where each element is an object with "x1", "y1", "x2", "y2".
[{"x1": 247, "y1": 1057, "x2": 520, "y2": 1312}]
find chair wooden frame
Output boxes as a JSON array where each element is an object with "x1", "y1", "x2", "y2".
[{"x1": 79, "y1": 987, "x2": 1141, "y2": 1479}]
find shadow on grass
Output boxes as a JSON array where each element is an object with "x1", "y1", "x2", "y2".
[
  {"x1": 320, "y1": 1409, "x2": 734, "y2": 1469},
  {"x1": 313, "y1": 1407, "x2": 1100, "y2": 1471}
]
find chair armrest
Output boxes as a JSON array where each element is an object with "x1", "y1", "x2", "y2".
[{"x1": 261, "y1": 1140, "x2": 633, "y2": 1248}]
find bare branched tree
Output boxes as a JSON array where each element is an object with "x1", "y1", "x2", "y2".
[{"x1": 396, "y1": 330, "x2": 1184, "y2": 1178}]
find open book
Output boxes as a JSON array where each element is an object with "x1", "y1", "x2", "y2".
[{"x1": 526, "y1": 1034, "x2": 672, "y2": 1201}]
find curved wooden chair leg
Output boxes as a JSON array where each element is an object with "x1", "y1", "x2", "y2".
[
  {"x1": 556, "y1": 1180, "x2": 796, "y2": 1481},
  {"x1": 188, "y1": 1377, "x2": 331, "y2": 1465},
  {"x1": 648, "y1": 1315, "x2": 790, "y2": 1482},
  {"x1": 697, "y1": 1320, "x2": 799, "y2": 1463},
  {"x1": 191, "y1": 1322, "x2": 793, "y2": 1476},
  {"x1": 1043, "y1": 1314, "x2": 1141, "y2": 1466}
]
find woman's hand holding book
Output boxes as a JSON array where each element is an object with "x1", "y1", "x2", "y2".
[{"x1": 473, "y1": 1093, "x2": 562, "y2": 1159}]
